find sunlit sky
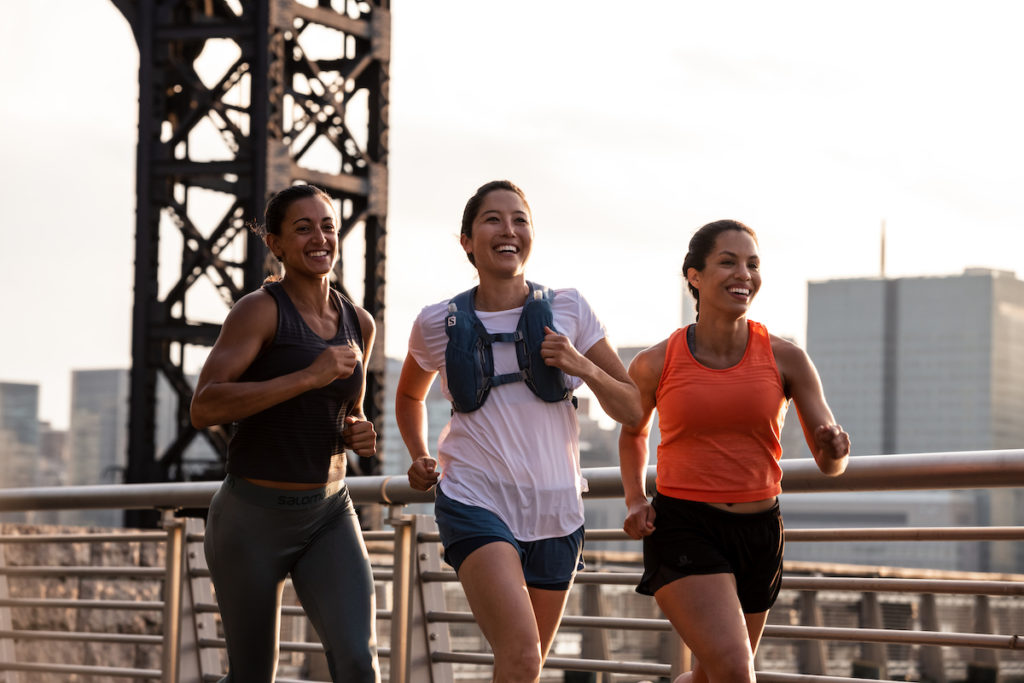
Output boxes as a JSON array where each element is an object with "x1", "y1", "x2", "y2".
[{"x1": 1, "y1": 0, "x2": 1022, "y2": 429}]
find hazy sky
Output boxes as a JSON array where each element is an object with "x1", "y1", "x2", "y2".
[{"x1": 2, "y1": 0, "x2": 1023, "y2": 429}]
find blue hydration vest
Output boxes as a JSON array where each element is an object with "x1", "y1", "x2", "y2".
[{"x1": 444, "y1": 281, "x2": 573, "y2": 413}]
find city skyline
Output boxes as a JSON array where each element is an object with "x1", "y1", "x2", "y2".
[{"x1": 2, "y1": 1, "x2": 1023, "y2": 428}]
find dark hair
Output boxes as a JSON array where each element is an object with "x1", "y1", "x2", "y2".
[
  {"x1": 682, "y1": 219, "x2": 758, "y2": 319},
  {"x1": 459, "y1": 180, "x2": 531, "y2": 266},
  {"x1": 250, "y1": 184, "x2": 334, "y2": 238}
]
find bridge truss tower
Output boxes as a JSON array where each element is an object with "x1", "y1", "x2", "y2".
[{"x1": 110, "y1": 0, "x2": 389, "y2": 515}]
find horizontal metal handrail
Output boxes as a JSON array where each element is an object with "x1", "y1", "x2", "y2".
[
  {"x1": 0, "y1": 629, "x2": 161, "y2": 645},
  {"x1": 0, "y1": 566, "x2": 165, "y2": 578},
  {"x1": 427, "y1": 609, "x2": 1023, "y2": 650},
  {"x1": 2, "y1": 450, "x2": 1022, "y2": 512},
  {"x1": 431, "y1": 650, "x2": 672, "y2": 677},
  {"x1": 0, "y1": 661, "x2": 161, "y2": 678},
  {"x1": 0, "y1": 598, "x2": 163, "y2": 610},
  {"x1": 0, "y1": 531, "x2": 167, "y2": 544}
]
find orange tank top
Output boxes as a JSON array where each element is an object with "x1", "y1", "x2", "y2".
[{"x1": 655, "y1": 320, "x2": 788, "y2": 503}]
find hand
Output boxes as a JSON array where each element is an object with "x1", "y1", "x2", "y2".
[
  {"x1": 540, "y1": 326, "x2": 587, "y2": 376},
  {"x1": 342, "y1": 416, "x2": 376, "y2": 457},
  {"x1": 623, "y1": 499, "x2": 656, "y2": 540},
  {"x1": 408, "y1": 456, "x2": 439, "y2": 491},
  {"x1": 307, "y1": 343, "x2": 362, "y2": 387},
  {"x1": 813, "y1": 424, "x2": 850, "y2": 461}
]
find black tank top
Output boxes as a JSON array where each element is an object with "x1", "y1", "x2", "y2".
[{"x1": 226, "y1": 281, "x2": 364, "y2": 482}]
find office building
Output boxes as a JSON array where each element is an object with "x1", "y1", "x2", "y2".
[
  {"x1": 782, "y1": 268, "x2": 1024, "y2": 572},
  {"x1": 0, "y1": 382, "x2": 41, "y2": 523}
]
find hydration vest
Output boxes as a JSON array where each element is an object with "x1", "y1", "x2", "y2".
[{"x1": 444, "y1": 281, "x2": 573, "y2": 413}]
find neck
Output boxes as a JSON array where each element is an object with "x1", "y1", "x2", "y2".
[
  {"x1": 473, "y1": 274, "x2": 529, "y2": 312},
  {"x1": 693, "y1": 316, "x2": 749, "y2": 355},
  {"x1": 280, "y1": 275, "x2": 332, "y2": 312}
]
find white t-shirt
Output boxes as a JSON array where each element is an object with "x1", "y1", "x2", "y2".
[{"x1": 407, "y1": 287, "x2": 607, "y2": 541}]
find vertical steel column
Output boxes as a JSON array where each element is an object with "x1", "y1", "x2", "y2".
[{"x1": 111, "y1": 1, "x2": 390, "y2": 516}]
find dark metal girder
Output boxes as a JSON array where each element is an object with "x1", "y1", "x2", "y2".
[{"x1": 116, "y1": 0, "x2": 389, "y2": 525}]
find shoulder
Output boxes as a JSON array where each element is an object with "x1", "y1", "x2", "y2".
[
  {"x1": 769, "y1": 332, "x2": 815, "y2": 386},
  {"x1": 415, "y1": 299, "x2": 453, "y2": 327},
  {"x1": 226, "y1": 288, "x2": 277, "y2": 326},
  {"x1": 630, "y1": 338, "x2": 670, "y2": 385},
  {"x1": 550, "y1": 287, "x2": 593, "y2": 319}
]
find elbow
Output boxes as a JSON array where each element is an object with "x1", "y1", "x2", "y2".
[{"x1": 189, "y1": 393, "x2": 213, "y2": 430}]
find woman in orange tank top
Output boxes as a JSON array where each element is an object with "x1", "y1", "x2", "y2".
[{"x1": 618, "y1": 220, "x2": 851, "y2": 683}]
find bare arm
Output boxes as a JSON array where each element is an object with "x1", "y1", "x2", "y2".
[
  {"x1": 342, "y1": 306, "x2": 377, "y2": 458},
  {"x1": 395, "y1": 353, "x2": 441, "y2": 490},
  {"x1": 190, "y1": 290, "x2": 363, "y2": 429},
  {"x1": 618, "y1": 341, "x2": 666, "y2": 539},
  {"x1": 773, "y1": 336, "x2": 850, "y2": 476},
  {"x1": 541, "y1": 329, "x2": 642, "y2": 427}
]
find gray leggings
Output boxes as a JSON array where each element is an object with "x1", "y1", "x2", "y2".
[{"x1": 204, "y1": 475, "x2": 380, "y2": 683}]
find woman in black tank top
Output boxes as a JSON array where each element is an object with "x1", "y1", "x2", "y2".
[{"x1": 191, "y1": 185, "x2": 380, "y2": 683}]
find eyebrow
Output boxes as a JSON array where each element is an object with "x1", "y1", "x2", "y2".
[{"x1": 717, "y1": 250, "x2": 758, "y2": 259}]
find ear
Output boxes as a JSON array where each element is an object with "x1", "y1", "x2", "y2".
[
  {"x1": 459, "y1": 232, "x2": 473, "y2": 259},
  {"x1": 685, "y1": 266, "x2": 701, "y2": 291},
  {"x1": 265, "y1": 233, "x2": 283, "y2": 261}
]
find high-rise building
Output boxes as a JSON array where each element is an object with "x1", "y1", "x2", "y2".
[
  {"x1": 782, "y1": 268, "x2": 1024, "y2": 572},
  {"x1": 66, "y1": 369, "x2": 129, "y2": 526},
  {"x1": 0, "y1": 382, "x2": 41, "y2": 523}
]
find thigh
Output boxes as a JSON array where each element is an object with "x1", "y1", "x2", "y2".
[
  {"x1": 204, "y1": 486, "x2": 292, "y2": 682},
  {"x1": 655, "y1": 573, "x2": 755, "y2": 675},
  {"x1": 290, "y1": 492, "x2": 380, "y2": 683},
  {"x1": 458, "y1": 541, "x2": 541, "y2": 660}
]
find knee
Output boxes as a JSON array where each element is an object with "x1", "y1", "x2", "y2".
[
  {"x1": 493, "y1": 644, "x2": 542, "y2": 682},
  {"x1": 699, "y1": 652, "x2": 755, "y2": 683},
  {"x1": 326, "y1": 646, "x2": 379, "y2": 683}
]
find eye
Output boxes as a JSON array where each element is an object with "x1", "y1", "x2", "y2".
[
  {"x1": 323, "y1": 223, "x2": 337, "y2": 233},
  {"x1": 749, "y1": 261, "x2": 760, "y2": 270}
]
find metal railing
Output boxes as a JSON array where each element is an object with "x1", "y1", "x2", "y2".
[{"x1": 0, "y1": 449, "x2": 1022, "y2": 682}]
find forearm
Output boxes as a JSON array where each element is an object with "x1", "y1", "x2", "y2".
[
  {"x1": 618, "y1": 428, "x2": 650, "y2": 505},
  {"x1": 191, "y1": 370, "x2": 317, "y2": 428},
  {"x1": 395, "y1": 394, "x2": 432, "y2": 461},
  {"x1": 578, "y1": 359, "x2": 642, "y2": 427}
]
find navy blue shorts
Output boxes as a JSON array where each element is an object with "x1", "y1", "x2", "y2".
[
  {"x1": 637, "y1": 493, "x2": 784, "y2": 613},
  {"x1": 434, "y1": 487, "x2": 584, "y2": 591}
]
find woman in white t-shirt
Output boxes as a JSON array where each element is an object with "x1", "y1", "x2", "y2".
[{"x1": 396, "y1": 180, "x2": 641, "y2": 682}]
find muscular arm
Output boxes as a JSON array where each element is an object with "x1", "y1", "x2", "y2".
[
  {"x1": 342, "y1": 306, "x2": 378, "y2": 458},
  {"x1": 190, "y1": 290, "x2": 363, "y2": 429},
  {"x1": 773, "y1": 336, "x2": 851, "y2": 476},
  {"x1": 395, "y1": 353, "x2": 440, "y2": 490},
  {"x1": 541, "y1": 330, "x2": 642, "y2": 427},
  {"x1": 617, "y1": 341, "x2": 665, "y2": 539}
]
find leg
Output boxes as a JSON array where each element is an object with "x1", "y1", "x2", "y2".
[
  {"x1": 655, "y1": 574, "x2": 756, "y2": 683},
  {"x1": 204, "y1": 488, "x2": 290, "y2": 683},
  {"x1": 290, "y1": 492, "x2": 380, "y2": 683},
  {"x1": 458, "y1": 541, "x2": 543, "y2": 683},
  {"x1": 528, "y1": 586, "x2": 572, "y2": 662}
]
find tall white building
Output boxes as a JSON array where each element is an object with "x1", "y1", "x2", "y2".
[{"x1": 782, "y1": 268, "x2": 1024, "y2": 572}]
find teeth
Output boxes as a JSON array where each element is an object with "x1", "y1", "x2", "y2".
[
  {"x1": 496, "y1": 245, "x2": 518, "y2": 253},
  {"x1": 309, "y1": 250, "x2": 328, "y2": 257},
  {"x1": 729, "y1": 288, "x2": 750, "y2": 295}
]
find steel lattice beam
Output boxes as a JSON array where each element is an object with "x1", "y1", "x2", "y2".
[{"x1": 111, "y1": 0, "x2": 389, "y2": 521}]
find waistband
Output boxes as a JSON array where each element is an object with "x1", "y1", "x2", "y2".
[
  {"x1": 222, "y1": 473, "x2": 345, "y2": 510},
  {"x1": 654, "y1": 492, "x2": 780, "y2": 520}
]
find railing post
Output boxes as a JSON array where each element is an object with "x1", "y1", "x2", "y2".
[
  {"x1": 969, "y1": 595, "x2": 998, "y2": 682},
  {"x1": 161, "y1": 510, "x2": 185, "y2": 683},
  {"x1": 797, "y1": 589, "x2": 826, "y2": 674},
  {"x1": 0, "y1": 548, "x2": 20, "y2": 683},
  {"x1": 918, "y1": 593, "x2": 946, "y2": 683},
  {"x1": 388, "y1": 505, "x2": 413, "y2": 683},
  {"x1": 853, "y1": 592, "x2": 887, "y2": 679}
]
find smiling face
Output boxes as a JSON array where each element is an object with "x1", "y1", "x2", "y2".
[
  {"x1": 460, "y1": 189, "x2": 533, "y2": 278},
  {"x1": 266, "y1": 195, "x2": 339, "y2": 278},
  {"x1": 686, "y1": 229, "x2": 761, "y2": 317}
]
